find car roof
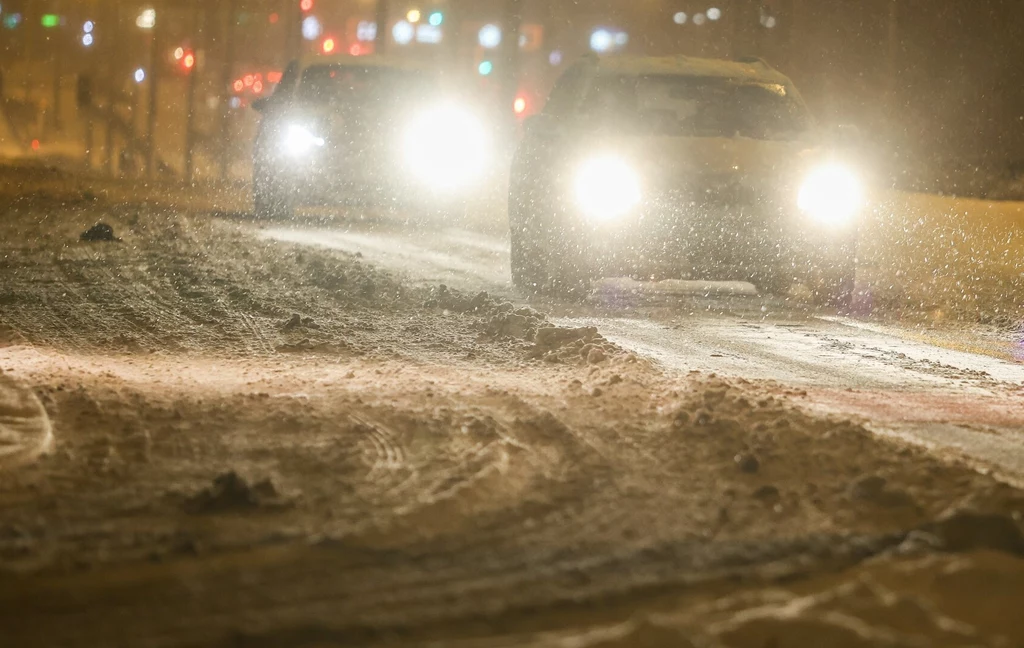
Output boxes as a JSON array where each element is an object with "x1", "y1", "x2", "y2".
[
  {"x1": 590, "y1": 55, "x2": 794, "y2": 85},
  {"x1": 296, "y1": 54, "x2": 431, "y2": 73}
]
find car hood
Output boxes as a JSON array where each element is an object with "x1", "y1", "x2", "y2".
[{"x1": 576, "y1": 134, "x2": 823, "y2": 193}]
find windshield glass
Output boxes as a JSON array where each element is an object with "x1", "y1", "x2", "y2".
[
  {"x1": 582, "y1": 74, "x2": 810, "y2": 140},
  {"x1": 296, "y1": 65, "x2": 433, "y2": 107}
]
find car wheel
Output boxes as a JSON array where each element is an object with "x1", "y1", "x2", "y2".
[
  {"x1": 749, "y1": 264, "x2": 796, "y2": 298},
  {"x1": 508, "y1": 181, "x2": 590, "y2": 298},
  {"x1": 252, "y1": 160, "x2": 294, "y2": 220},
  {"x1": 811, "y1": 261, "x2": 857, "y2": 309}
]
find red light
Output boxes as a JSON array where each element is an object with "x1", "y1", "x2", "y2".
[
  {"x1": 513, "y1": 96, "x2": 527, "y2": 115},
  {"x1": 269, "y1": 13, "x2": 279, "y2": 24},
  {"x1": 299, "y1": 0, "x2": 313, "y2": 12},
  {"x1": 253, "y1": 80, "x2": 264, "y2": 94},
  {"x1": 322, "y1": 37, "x2": 336, "y2": 54},
  {"x1": 349, "y1": 43, "x2": 362, "y2": 56},
  {"x1": 183, "y1": 52, "x2": 195, "y2": 70},
  {"x1": 244, "y1": 74, "x2": 254, "y2": 87},
  {"x1": 267, "y1": 71, "x2": 282, "y2": 83},
  {"x1": 233, "y1": 79, "x2": 244, "y2": 92},
  {"x1": 31, "y1": 139, "x2": 40, "y2": 151}
]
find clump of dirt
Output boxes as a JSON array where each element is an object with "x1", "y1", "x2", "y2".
[
  {"x1": 482, "y1": 303, "x2": 549, "y2": 340},
  {"x1": 280, "y1": 313, "x2": 320, "y2": 332},
  {"x1": 425, "y1": 284, "x2": 625, "y2": 364},
  {"x1": 528, "y1": 326, "x2": 618, "y2": 364},
  {"x1": 79, "y1": 222, "x2": 119, "y2": 242},
  {"x1": 425, "y1": 285, "x2": 493, "y2": 314},
  {"x1": 183, "y1": 471, "x2": 291, "y2": 514}
]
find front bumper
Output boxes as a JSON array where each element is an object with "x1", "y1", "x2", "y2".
[{"x1": 569, "y1": 189, "x2": 857, "y2": 281}]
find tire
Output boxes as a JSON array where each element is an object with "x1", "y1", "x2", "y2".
[
  {"x1": 508, "y1": 181, "x2": 590, "y2": 298},
  {"x1": 749, "y1": 264, "x2": 796, "y2": 298},
  {"x1": 252, "y1": 158, "x2": 295, "y2": 221},
  {"x1": 811, "y1": 261, "x2": 857, "y2": 309}
]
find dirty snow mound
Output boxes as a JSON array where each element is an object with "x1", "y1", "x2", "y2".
[{"x1": 0, "y1": 374, "x2": 53, "y2": 468}]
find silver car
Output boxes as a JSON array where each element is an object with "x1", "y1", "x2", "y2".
[
  {"x1": 508, "y1": 55, "x2": 864, "y2": 305},
  {"x1": 253, "y1": 55, "x2": 490, "y2": 218}
]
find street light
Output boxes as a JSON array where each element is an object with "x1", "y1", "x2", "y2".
[{"x1": 136, "y1": 8, "x2": 155, "y2": 29}]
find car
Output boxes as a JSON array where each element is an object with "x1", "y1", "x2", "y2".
[
  {"x1": 508, "y1": 55, "x2": 864, "y2": 305},
  {"x1": 252, "y1": 55, "x2": 490, "y2": 219}
]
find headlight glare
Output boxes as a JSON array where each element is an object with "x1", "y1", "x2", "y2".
[
  {"x1": 574, "y1": 155, "x2": 641, "y2": 222},
  {"x1": 281, "y1": 124, "x2": 325, "y2": 158},
  {"x1": 798, "y1": 163, "x2": 862, "y2": 226},
  {"x1": 404, "y1": 104, "x2": 488, "y2": 191}
]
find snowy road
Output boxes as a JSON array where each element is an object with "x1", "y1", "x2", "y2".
[{"x1": 263, "y1": 219, "x2": 1024, "y2": 483}]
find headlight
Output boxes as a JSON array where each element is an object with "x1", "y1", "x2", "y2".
[
  {"x1": 574, "y1": 155, "x2": 641, "y2": 222},
  {"x1": 280, "y1": 124, "x2": 325, "y2": 158},
  {"x1": 797, "y1": 163, "x2": 862, "y2": 226},
  {"x1": 403, "y1": 104, "x2": 487, "y2": 191}
]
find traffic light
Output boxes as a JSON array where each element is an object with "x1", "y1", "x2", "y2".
[
  {"x1": 478, "y1": 60, "x2": 493, "y2": 76},
  {"x1": 428, "y1": 11, "x2": 443, "y2": 26},
  {"x1": 300, "y1": 0, "x2": 314, "y2": 12}
]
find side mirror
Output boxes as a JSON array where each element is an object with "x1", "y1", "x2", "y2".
[{"x1": 251, "y1": 97, "x2": 271, "y2": 113}]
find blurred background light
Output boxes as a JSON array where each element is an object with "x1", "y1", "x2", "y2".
[
  {"x1": 478, "y1": 24, "x2": 501, "y2": 49},
  {"x1": 590, "y1": 29, "x2": 613, "y2": 52},
  {"x1": 136, "y1": 8, "x2": 155, "y2": 29},
  {"x1": 393, "y1": 20, "x2": 415, "y2": 45},
  {"x1": 301, "y1": 15, "x2": 322, "y2": 40}
]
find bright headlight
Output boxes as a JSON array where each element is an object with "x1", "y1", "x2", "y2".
[
  {"x1": 798, "y1": 163, "x2": 862, "y2": 226},
  {"x1": 574, "y1": 155, "x2": 641, "y2": 222},
  {"x1": 403, "y1": 104, "x2": 487, "y2": 191},
  {"x1": 281, "y1": 124, "x2": 325, "y2": 158}
]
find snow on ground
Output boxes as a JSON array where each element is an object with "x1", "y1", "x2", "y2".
[{"x1": 1, "y1": 167, "x2": 1024, "y2": 646}]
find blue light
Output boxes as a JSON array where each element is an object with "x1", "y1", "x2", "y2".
[{"x1": 301, "y1": 15, "x2": 321, "y2": 41}]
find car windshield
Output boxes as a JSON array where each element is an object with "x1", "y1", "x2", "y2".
[
  {"x1": 296, "y1": 65, "x2": 432, "y2": 107},
  {"x1": 581, "y1": 74, "x2": 811, "y2": 140}
]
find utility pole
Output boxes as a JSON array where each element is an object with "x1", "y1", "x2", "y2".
[
  {"x1": 730, "y1": 0, "x2": 758, "y2": 59},
  {"x1": 184, "y1": 2, "x2": 203, "y2": 183},
  {"x1": 51, "y1": 0, "x2": 64, "y2": 132},
  {"x1": 374, "y1": 0, "x2": 390, "y2": 56},
  {"x1": 887, "y1": 0, "x2": 899, "y2": 97},
  {"x1": 103, "y1": 0, "x2": 119, "y2": 176},
  {"x1": 218, "y1": 0, "x2": 237, "y2": 182},
  {"x1": 146, "y1": 1, "x2": 162, "y2": 180}
]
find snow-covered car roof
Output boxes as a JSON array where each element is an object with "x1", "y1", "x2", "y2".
[
  {"x1": 296, "y1": 54, "x2": 431, "y2": 73},
  {"x1": 590, "y1": 55, "x2": 794, "y2": 85}
]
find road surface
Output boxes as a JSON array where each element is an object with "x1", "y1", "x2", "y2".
[{"x1": 264, "y1": 219, "x2": 1024, "y2": 485}]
